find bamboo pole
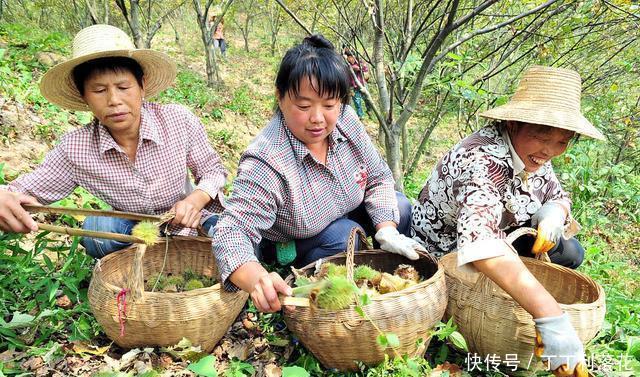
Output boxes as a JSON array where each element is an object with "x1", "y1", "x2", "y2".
[
  {"x1": 24, "y1": 204, "x2": 169, "y2": 222},
  {"x1": 36, "y1": 223, "x2": 146, "y2": 244},
  {"x1": 280, "y1": 295, "x2": 310, "y2": 307}
]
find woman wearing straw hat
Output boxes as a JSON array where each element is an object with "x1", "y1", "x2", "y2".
[
  {"x1": 411, "y1": 66, "x2": 602, "y2": 376},
  {"x1": 0, "y1": 24, "x2": 227, "y2": 257}
]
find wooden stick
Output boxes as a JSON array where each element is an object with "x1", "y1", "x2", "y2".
[
  {"x1": 24, "y1": 204, "x2": 169, "y2": 222},
  {"x1": 36, "y1": 223, "x2": 146, "y2": 244},
  {"x1": 280, "y1": 295, "x2": 310, "y2": 307}
]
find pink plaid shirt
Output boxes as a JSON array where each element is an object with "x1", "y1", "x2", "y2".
[
  {"x1": 213, "y1": 106, "x2": 399, "y2": 290},
  {"x1": 3, "y1": 102, "x2": 227, "y2": 236}
]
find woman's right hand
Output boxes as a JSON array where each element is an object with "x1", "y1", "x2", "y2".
[
  {"x1": 0, "y1": 190, "x2": 39, "y2": 233},
  {"x1": 250, "y1": 271, "x2": 292, "y2": 313},
  {"x1": 534, "y1": 313, "x2": 587, "y2": 376}
]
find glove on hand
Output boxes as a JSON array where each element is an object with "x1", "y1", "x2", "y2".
[
  {"x1": 531, "y1": 202, "x2": 566, "y2": 254},
  {"x1": 534, "y1": 313, "x2": 587, "y2": 376},
  {"x1": 374, "y1": 227, "x2": 425, "y2": 260}
]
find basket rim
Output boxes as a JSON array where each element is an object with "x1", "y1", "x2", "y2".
[
  {"x1": 440, "y1": 252, "x2": 606, "y2": 306},
  {"x1": 284, "y1": 249, "x2": 446, "y2": 309},
  {"x1": 91, "y1": 237, "x2": 226, "y2": 298}
]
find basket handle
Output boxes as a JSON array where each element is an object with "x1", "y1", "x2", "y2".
[
  {"x1": 471, "y1": 227, "x2": 550, "y2": 296},
  {"x1": 126, "y1": 243, "x2": 147, "y2": 302},
  {"x1": 505, "y1": 227, "x2": 551, "y2": 263},
  {"x1": 345, "y1": 227, "x2": 371, "y2": 283}
]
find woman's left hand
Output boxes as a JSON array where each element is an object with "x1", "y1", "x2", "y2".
[
  {"x1": 374, "y1": 226, "x2": 425, "y2": 260},
  {"x1": 170, "y1": 199, "x2": 202, "y2": 228},
  {"x1": 532, "y1": 202, "x2": 567, "y2": 253}
]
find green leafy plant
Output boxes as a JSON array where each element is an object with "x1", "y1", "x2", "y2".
[
  {"x1": 187, "y1": 354, "x2": 218, "y2": 377},
  {"x1": 223, "y1": 358, "x2": 255, "y2": 377}
]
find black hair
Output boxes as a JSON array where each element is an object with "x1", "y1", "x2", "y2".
[
  {"x1": 275, "y1": 34, "x2": 350, "y2": 105},
  {"x1": 72, "y1": 56, "x2": 144, "y2": 96}
]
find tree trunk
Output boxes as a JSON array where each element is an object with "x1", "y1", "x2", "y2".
[
  {"x1": 130, "y1": 0, "x2": 144, "y2": 48},
  {"x1": 243, "y1": 15, "x2": 250, "y2": 51},
  {"x1": 205, "y1": 44, "x2": 219, "y2": 86},
  {"x1": 385, "y1": 126, "x2": 404, "y2": 192},
  {"x1": 103, "y1": 0, "x2": 109, "y2": 23}
]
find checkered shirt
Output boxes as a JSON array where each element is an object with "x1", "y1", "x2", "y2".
[
  {"x1": 213, "y1": 105, "x2": 399, "y2": 290},
  {"x1": 3, "y1": 102, "x2": 227, "y2": 236}
]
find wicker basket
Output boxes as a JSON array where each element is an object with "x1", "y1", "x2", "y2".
[
  {"x1": 88, "y1": 236, "x2": 248, "y2": 352},
  {"x1": 283, "y1": 228, "x2": 448, "y2": 371},
  {"x1": 441, "y1": 228, "x2": 606, "y2": 363}
]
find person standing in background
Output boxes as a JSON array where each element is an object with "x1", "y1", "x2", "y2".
[
  {"x1": 345, "y1": 50, "x2": 369, "y2": 119},
  {"x1": 210, "y1": 16, "x2": 227, "y2": 59}
]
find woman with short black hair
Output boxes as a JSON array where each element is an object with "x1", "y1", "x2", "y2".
[{"x1": 212, "y1": 35, "x2": 424, "y2": 313}]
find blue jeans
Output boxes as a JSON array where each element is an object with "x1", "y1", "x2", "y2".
[
  {"x1": 260, "y1": 192, "x2": 412, "y2": 267},
  {"x1": 352, "y1": 89, "x2": 365, "y2": 119},
  {"x1": 81, "y1": 215, "x2": 219, "y2": 258}
]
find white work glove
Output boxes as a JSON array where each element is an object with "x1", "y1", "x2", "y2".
[
  {"x1": 374, "y1": 227, "x2": 425, "y2": 260},
  {"x1": 534, "y1": 313, "x2": 586, "y2": 375},
  {"x1": 531, "y1": 202, "x2": 566, "y2": 254}
]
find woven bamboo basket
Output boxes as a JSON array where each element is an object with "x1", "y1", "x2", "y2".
[
  {"x1": 88, "y1": 236, "x2": 248, "y2": 352},
  {"x1": 283, "y1": 228, "x2": 448, "y2": 371},
  {"x1": 441, "y1": 228, "x2": 606, "y2": 363}
]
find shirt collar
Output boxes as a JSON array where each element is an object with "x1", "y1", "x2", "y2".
[
  {"x1": 97, "y1": 102, "x2": 163, "y2": 155},
  {"x1": 501, "y1": 127, "x2": 526, "y2": 176},
  {"x1": 282, "y1": 113, "x2": 348, "y2": 163}
]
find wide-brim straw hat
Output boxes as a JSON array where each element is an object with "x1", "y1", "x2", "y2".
[
  {"x1": 40, "y1": 24, "x2": 176, "y2": 111},
  {"x1": 479, "y1": 65, "x2": 604, "y2": 140}
]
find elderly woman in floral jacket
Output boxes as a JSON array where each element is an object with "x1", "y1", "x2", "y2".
[{"x1": 412, "y1": 66, "x2": 603, "y2": 376}]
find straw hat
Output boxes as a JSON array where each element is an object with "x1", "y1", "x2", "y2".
[
  {"x1": 479, "y1": 65, "x2": 604, "y2": 140},
  {"x1": 40, "y1": 24, "x2": 176, "y2": 111}
]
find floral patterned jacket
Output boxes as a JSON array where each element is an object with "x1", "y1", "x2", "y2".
[{"x1": 411, "y1": 124, "x2": 572, "y2": 270}]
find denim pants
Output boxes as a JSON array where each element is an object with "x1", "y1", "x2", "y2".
[
  {"x1": 352, "y1": 89, "x2": 365, "y2": 119},
  {"x1": 260, "y1": 192, "x2": 412, "y2": 268},
  {"x1": 81, "y1": 215, "x2": 219, "y2": 258}
]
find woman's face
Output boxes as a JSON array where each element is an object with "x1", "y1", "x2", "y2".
[
  {"x1": 278, "y1": 77, "x2": 341, "y2": 150},
  {"x1": 82, "y1": 69, "x2": 145, "y2": 135},
  {"x1": 508, "y1": 121, "x2": 575, "y2": 172}
]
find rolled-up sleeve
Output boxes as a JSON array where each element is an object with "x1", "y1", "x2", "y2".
[
  {"x1": 4, "y1": 138, "x2": 76, "y2": 204},
  {"x1": 184, "y1": 112, "x2": 227, "y2": 202},
  {"x1": 453, "y1": 152, "x2": 512, "y2": 273},
  {"x1": 212, "y1": 156, "x2": 283, "y2": 291}
]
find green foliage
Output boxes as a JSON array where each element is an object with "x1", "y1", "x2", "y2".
[
  {"x1": 224, "y1": 358, "x2": 255, "y2": 377},
  {"x1": 579, "y1": 238, "x2": 640, "y2": 375},
  {"x1": 158, "y1": 70, "x2": 223, "y2": 110},
  {"x1": 362, "y1": 354, "x2": 432, "y2": 377},
  {"x1": 282, "y1": 366, "x2": 310, "y2": 377},
  {"x1": 224, "y1": 84, "x2": 255, "y2": 116},
  {"x1": 187, "y1": 354, "x2": 218, "y2": 377},
  {"x1": 555, "y1": 141, "x2": 640, "y2": 230},
  {"x1": 0, "y1": 232, "x2": 98, "y2": 351}
]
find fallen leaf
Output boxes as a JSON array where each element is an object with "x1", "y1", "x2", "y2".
[
  {"x1": 55, "y1": 295, "x2": 73, "y2": 309},
  {"x1": 264, "y1": 363, "x2": 282, "y2": 377},
  {"x1": 71, "y1": 341, "x2": 111, "y2": 356},
  {"x1": 226, "y1": 340, "x2": 252, "y2": 361},
  {"x1": 430, "y1": 361, "x2": 463, "y2": 376},
  {"x1": 242, "y1": 318, "x2": 255, "y2": 330},
  {"x1": 21, "y1": 356, "x2": 44, "y2": 371}
]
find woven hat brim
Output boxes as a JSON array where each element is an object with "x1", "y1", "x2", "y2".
[
  {"x1": 39, "y1": 49, "x2": 177, "y2": 111},
  {"x1": 480, "y1": 103, "x2": 605, "y2": 140}
]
